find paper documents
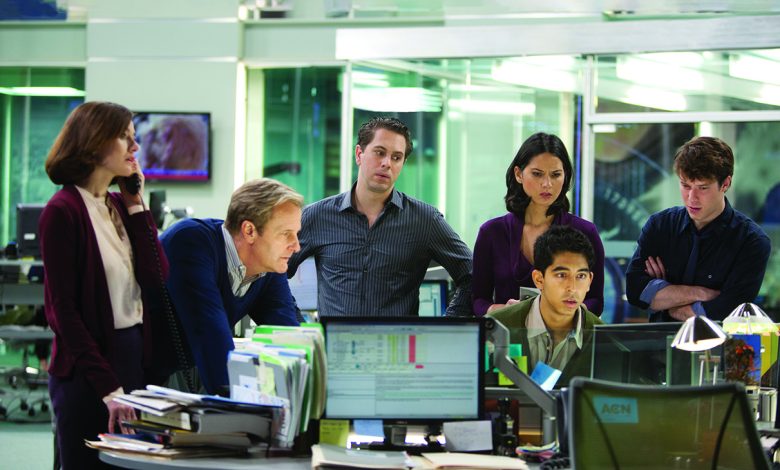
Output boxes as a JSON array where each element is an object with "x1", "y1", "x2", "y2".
[
  {"x1": 421, "y1": 452, "x2": 529, "y2": 469},
  {"x1": 227, "y1": 323, "x2": 326, "y2": 448},
  {"x1": 311, "y1": 444, "x2": 412, "y2": 469}
]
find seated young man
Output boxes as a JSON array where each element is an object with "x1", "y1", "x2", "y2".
[{"x1": 488, "y1": 225, "x2": 603, "y2": 387}]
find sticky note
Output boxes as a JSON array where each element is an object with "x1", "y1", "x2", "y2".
[
  {"x1": 530, "y1": 361, "x2": 562, "y2": 391},
  {"x1": 443, "y1": 420, "x2": 493, "y2": 451},
  {"x1": 353, "y1": 419, "x2": 384, "y2": 438},
  {"x1": 319, "y1": 419, "x2": 350, "y2": 447}
]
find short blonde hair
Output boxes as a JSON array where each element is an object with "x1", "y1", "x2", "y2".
[{"x1": 224, "y1": 178, "x2": 303, "y2": 235}]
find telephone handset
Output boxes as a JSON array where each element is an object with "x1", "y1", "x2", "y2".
[{"x1": 124, "y1": 173, "x2": 142, "y2": 196}]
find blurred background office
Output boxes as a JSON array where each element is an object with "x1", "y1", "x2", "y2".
[
  {"x1": 3, "y1": 1, "x2": 780, "y2": 467},
  {"x1": 2, "y1": 0, "x2": 780, "y2": 322}
]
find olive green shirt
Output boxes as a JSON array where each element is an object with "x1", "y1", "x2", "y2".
[{"x1": 488, "y1": 296, "x2": 604, "y2": 387}]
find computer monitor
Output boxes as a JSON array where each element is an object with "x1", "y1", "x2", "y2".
[
  {"x1": 149, "y1": 190, "x2": 167, "y2": 229},
  {"x1": 322, "y1": 317, "x2": 484, "y2": 423},
  {"x1": 15, "y1": 203, "x2": 45, "y2": 259},
  {"x1": 418, "y1": 280, "x2": 447, "y2": 317},
  {"x1": 591, "y1": 322, "x2": 710, "y2": 386},
  {"x1": 288, "y1": 258, "x2": 317, "y2": 311}
]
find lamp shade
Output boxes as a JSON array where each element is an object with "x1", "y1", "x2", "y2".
[
  {"x1": 671, "y1": 315, "x2": 728, "y2": 352},
  {"x1": 722, "y1": 302, "x2": 778, "y2": 335}
]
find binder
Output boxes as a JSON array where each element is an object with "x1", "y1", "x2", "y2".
[{"x1": 138, "y1": 409, "x2": 272, "y2": 437}]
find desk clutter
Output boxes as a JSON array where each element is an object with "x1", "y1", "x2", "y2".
[
  {"x1": 86, "y1": 384, "x2": 280, "y2": 459},
  {"x1": 87, "y1": 324, "x2": 326, "y2": 459},
  {"x1": 311, "y1": 443, "x2": 529, "y2": 469}
]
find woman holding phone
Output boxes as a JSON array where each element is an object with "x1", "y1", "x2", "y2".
[
  {"x1": 472, "y1": 132, "x2": 605, "y2": 316},
  {"x1": 40, "y1": 101, "x2": 168, "y2": 468}
]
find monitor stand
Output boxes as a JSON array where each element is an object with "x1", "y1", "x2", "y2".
[{"x1": 352, "y1": 424, "x2": 444, "y2": 455}]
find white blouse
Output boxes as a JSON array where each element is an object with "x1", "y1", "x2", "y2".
[{"x1": 77, "y1": 186, "x2": 143, "y2": 329}]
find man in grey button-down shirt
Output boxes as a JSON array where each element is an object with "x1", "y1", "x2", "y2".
[{"x1": 287, "y1": 117, "x2": 473, "y2": 317}]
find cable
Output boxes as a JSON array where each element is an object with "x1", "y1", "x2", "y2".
[
  {"x1": 540, "y1": 452, "x2": 571, "y2": 470},
  {"x1": 138, "y1": 192, "x2": 196, "y2": 392}
]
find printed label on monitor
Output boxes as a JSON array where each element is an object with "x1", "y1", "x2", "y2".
[{"x1": 593, "y1": 396, "x2": 639, "y2": 423}]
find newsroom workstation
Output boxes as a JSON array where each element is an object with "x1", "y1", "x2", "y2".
[{"x1": 3, "y1": 1, "x2": 780, "y2": 469}]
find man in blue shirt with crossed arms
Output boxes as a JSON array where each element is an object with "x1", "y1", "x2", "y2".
[{"x1": 626, "y1": 136, "x2": 770, "y2": 322}]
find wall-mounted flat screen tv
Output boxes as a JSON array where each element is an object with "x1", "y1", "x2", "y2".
[{"x1": 132, "y1": 111, "x2": 211, "y2": 182}]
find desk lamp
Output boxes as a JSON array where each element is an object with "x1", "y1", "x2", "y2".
[
  {"x1": 672, "y1": 316, "x2": 728, "y2": 352},
  {"x1": 672, "y1": 315, "x2": 728, "y2": 385},
  {"x1": 722, "y1": 302, "x2": 778, "y2": 335}
]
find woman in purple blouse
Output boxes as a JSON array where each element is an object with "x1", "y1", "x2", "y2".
[
  {"x1": 472, "y1": 132, "x2": 604, "y2": 316},
  {"x1": 40, "y1": 102, "x2": 168, "y2": 468}
]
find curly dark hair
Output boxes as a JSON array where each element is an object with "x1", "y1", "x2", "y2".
[
  {"x1": 504, "y1": 132, "x2": 573, "y2": 217},
  {"x1": 673, "y1": 136, "x2": 734, "y2": 186},
  {"x1": 356, "y1": 117, "x2": 413, "y2": 159},
  {"x1": 534, "y1": 225, "x2": 595, "y2": 273}
]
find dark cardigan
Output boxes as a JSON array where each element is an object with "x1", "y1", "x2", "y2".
[{"x1": 40, "y1": 184, "x2": 168, "y2": 399}]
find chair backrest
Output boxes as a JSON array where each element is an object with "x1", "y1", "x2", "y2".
[{"x1": 567, "y1": 378, "x2": 769, "y2": 470}]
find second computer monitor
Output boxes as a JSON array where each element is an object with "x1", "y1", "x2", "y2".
[
  {"x1": 322, "y1": 316, "x2": 484, "y2": 423},
  {"x1": 418, "y1": 280, "x2": 447, "y2": 317},
  {"x1": 288, "y1": 258, "x2": 318, "y2": 312}
]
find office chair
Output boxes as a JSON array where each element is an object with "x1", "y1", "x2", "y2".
[
  {"x1": 567, "y1": 378, "x2": 769, "y2": 470},
  {"x1": 0, "y1": 340, "x2": 50, "y2": 420}
]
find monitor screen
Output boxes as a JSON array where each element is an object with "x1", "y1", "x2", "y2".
[
  {"x1": 322, "y1": 317, "x2": 484, "y2": 423},
  {"x1": 418, "y1": 280, "x2": 447, "y2": 317},
  {"x1": 16, "y1": 203, "x2": 45, "y2": 259},
  {"x1": 591, "y1": 322, "x2": 708, "y2": 386},
  {"x1": 289, "y1": 258, "x2": 318, "y2": 311},
  {"x1": 132, "y1": 112, "x2": 211, "y2": 182}
]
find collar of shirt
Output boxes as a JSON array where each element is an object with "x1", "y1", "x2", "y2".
[
  {"x1": 338, "y1": 183, "x2": 404, "y2": 213},
  {"x1": 525, "y1": 295, "x2": 584, "y2": 349},
  {"x1": 222, "y1": 224, "x2": 263, "y2": 297},
  {"x1": 679, "y1": 197, "x2": 734, "y2": 237}
]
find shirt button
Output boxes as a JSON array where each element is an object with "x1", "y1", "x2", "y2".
[{"x1": 708, "y1": 275, "x2": 712, "y2": 279}]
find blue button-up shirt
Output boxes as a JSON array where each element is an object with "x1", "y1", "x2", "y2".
[{"x1": 625, "y1": 199, "x2": 770, "y2": 321}]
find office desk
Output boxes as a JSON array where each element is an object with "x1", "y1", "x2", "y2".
[
  {"x1": 0, "y1": 259, "x2": 44, "y2": 306},
  {"x1": 101, "y1": 451, "x2": 542, "y2": 469},
  {"x1": 100, "y1": 451, "x2": 311, "y2": 469},
  {"x1": 0, "y1": 325, "x2": 52, "y2": 341}
]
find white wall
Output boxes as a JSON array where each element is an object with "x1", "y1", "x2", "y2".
[
  {"x1": 1, "y1": 0, "x2": 245, "y2": 220},
  {"x1": 85, "y1": 14, "x2": 243, "y2": 219}
]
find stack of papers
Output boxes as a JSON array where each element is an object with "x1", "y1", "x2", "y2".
[
  {"x1": 310, "y1": 445, "x2": 530, "y2": 469},
  {"x1": 311, "y1": 444, "x2": 413, "y2": 469},
  {"x1": 421, "y1": 452, "x2": 529, "y2": 469},
  {"x1": 100, "y1": 385, "x2": 279, "y2": 458},
  {"x1": 227, "y1": 323, "x2": 326, "y2": 448},
  {"x1": 85, "y1": 437, "x2": 245, "y2": 460}
]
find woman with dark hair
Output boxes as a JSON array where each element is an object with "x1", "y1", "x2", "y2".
[
  {"x1": 40, "y1": 101, "x2": 168, "y2": 468},
  {"x1": 472, "y1": 132, "x2": 604, "y2": 316}
]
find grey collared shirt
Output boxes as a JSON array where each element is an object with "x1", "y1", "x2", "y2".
[
  {"x1": 222, "y1": 224, "x2": 263, "y2": 297},
  {"x1": 287, "y1": 186, "x2": 473, "y2": 317},
  {"x1": 526, "y1": 295, "x2": 584, "y2": 372}
]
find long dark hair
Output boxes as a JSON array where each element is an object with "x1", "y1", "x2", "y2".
[{"x1": 504, "y1": 132, "x2": 573, "y2": 217}]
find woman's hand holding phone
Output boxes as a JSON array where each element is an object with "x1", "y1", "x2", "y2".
[{"x1": 118, "y1": 171, "x2": 145, "y2": 208}]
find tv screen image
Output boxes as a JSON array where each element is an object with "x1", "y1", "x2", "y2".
[{"x1": 132, "y1": 112, "x2": 211, "y2": 182}]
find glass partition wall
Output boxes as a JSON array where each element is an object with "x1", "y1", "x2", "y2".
[
  {"x1": 587, "y1": 52, "x2": 780, "y2": 322},
  {"x1": 0, "y1": 67, "x2": 85, "y2": 248},
  {"x1": 248, "y1": 49, "x2": 780, "y2": 322}
]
